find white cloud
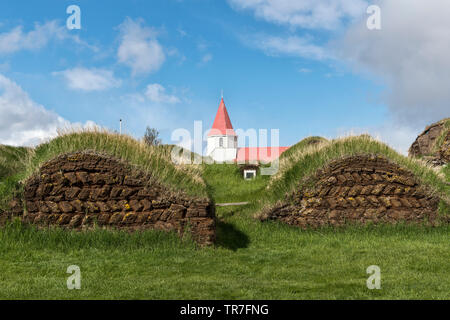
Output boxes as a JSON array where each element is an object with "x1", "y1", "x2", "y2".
[
  {"x1": 245, "y1": 34, "x2": 330, "y2": 60},
  {"x1": 53, "y1": 67, "x2": 121, "y2": 91},
  {"x1": 228, "y1": 0, "x2": 368, "y2": 30},
  {"x1": 0, "y1": 74, "x2": 94, "y2": 147},
  {"x1": 117, "y1": 18, "x2": 165, "y2": 75},
  {"x1": 0, "y1": 74, "x2": 68, "y2": 146},
  {"x1": 336, "y1": 0, "x2": 450, "y2": 127},
  {"x1": 144, "y1": 84, "x2": 180, "y2": 104},
  {"x1": 0, "y1": 20, "x2": 96, "y2": 54},
  {"x1": 232, "y1": 0, "x2": 450, "y2": 129}
]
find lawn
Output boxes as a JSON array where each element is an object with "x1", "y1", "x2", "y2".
[
  {"x1": 0, "y1": 145, "x2": 31, "y2": 210},
  {"x1": 0, "y1": 163, "x2": 449, "y2": 299}
]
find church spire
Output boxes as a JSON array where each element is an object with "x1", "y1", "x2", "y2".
[{"x1": 208, "y1": 96, "x2": 236, "y2": 136}]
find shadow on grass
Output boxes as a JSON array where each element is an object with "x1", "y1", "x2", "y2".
[{"x1": 215, "y1": 219, "x2": 250, "y2": 251}]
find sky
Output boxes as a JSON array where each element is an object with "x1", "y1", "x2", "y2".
[{"x1": 0, "y1": 0, "x2": 449, "y2": 154}]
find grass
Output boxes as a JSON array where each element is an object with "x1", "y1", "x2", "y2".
[
  {"x1": 0, "y1": 130, "x2": 208, "y2": 211},
  {"x1": 0, "y1": 133, "x2": 449, "y2": 299},
  {"x1": 431, "y1": 118, "x2": 450, "y2": 155},
  {"x1": 0, "y1": 145, "x2": 32, "y2": 210},
  {"x1": 0, "y1": 205, "x2": 449, "y2": 299},
  {"x1": 442, "y1": 164, "x2": 450, "y2": 181},
  {"x1": 279, "y1": 136, "x2": 328, "y2": 159},
  {"x1": 267, "y1": 135, "x2": 450, "y2": 213},
  {"x1": 202, "y1": 164, "x2": 270, "y2": 204},
  {"x1": 29, "y1": 130, "x2": 207, "y2": 197},
  {"x1": 0, "y1": 145, "x2": 31, "y2": 180}
]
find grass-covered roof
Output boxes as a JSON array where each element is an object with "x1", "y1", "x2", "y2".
[
  {"x1": 267, "y1": 135, "x2": 449, "y2": 206},
  {"x1": 0, "y1": 130, "x2": 209, "y2": 210}
]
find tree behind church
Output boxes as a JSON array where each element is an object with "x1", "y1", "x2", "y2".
[{"x1": 143, "y1": 126, "x2": 161, "y2": 146}]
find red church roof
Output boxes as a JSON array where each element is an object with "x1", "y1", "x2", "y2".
[
  {"x1": 208, "y1": 98, "x2": 236, "y2": 136},
  {"x1": 236, "y1": 147, "x2": 290, "y2": 163}
]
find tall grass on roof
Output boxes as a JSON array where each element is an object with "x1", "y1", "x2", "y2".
[
  {"x1": 0, "y1": 145, "x2": 33, "y2": 210},
  {"x1": 26, "y1": 128, "x2": 207, "y2": 197},
  {"x1": 431, "y1": 118, "x2": 450, "y2": 155},
  {"x1": 267, "y1": 135, "x2": 449, "y2": 206},
  {"x1": 279, "y1": 136, "x2": 328, "y2": 160},
  {"x1": 0, "y1": 128, "x2": 208, "y2": 211},
  {"x1": 0, "y1": 145, "x2": 31, "y2": 180}
]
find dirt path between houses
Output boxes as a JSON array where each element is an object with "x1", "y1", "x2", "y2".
[{"x1": 216, "y1": 202, "x2": 249, "y2": 207}]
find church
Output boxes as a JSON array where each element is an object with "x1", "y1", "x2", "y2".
[{"x1": 206, "y1": 97, "x2": 289, "y2": 178}]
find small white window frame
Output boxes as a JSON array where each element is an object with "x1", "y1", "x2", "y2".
[{"x1": 244, "y1": 169, "x2": 257, "y2": 180}]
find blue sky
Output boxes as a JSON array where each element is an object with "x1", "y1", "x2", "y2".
[{"x1": 0, "y1": 0, "x2": 449, "y2": 154}]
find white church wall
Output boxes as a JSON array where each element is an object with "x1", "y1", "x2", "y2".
[
  {"x1": 210, "y1": 148, "x2": 237, "y2": 163},
  {"x1": 206, "y1": 135, "x2": 237, "y2": 162}
]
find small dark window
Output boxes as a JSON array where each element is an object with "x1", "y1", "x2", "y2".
[
  {"x1": 244, "y1": 170, "x2": 256, "y2": 179},
  {"x1": 219, "y1": 138, "x2": 223, "y2": 147}
]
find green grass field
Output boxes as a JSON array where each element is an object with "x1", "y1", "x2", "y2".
[
  {"x1": 0, "y1": 132, "x2": 449, "y2": 299},
  {"x1": 1, "y1": 160, "x2": 449, "y2": 299}
]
